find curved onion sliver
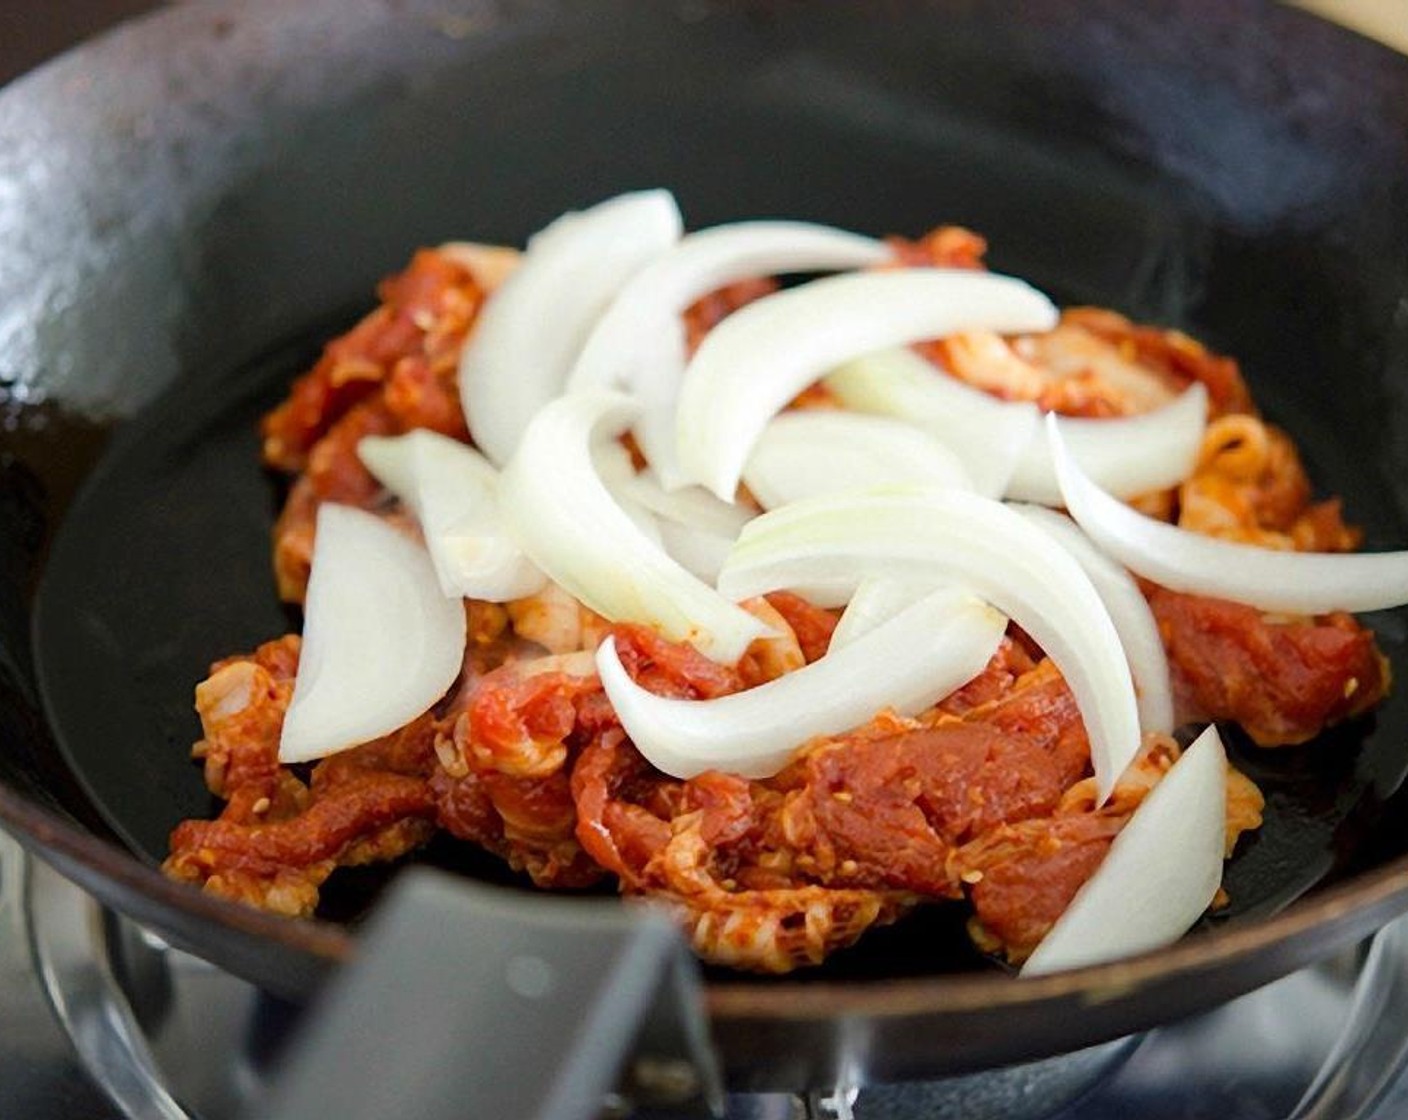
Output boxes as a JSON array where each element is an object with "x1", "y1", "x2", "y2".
[
  {"x1": 656, "y1": 520, "x2": 738, "y2": 585},
  {"x1": 499, "y1": 390, "x2": 771, "y2": 664},
  {"x1": 611, "y1": 468, "x2": 754, "y2": 538},
  {"x1": 358, "y1": 431, "x2": 546, "y2": 601},
  {"x1": 824, "y1": 346, "x2": 1039, "y2": 498},
  {"x1": 1006, "y1": 383, "x2": 1208, "y2": 504},
  {"x1": 279, "y1": 505, "x2": 468, "y2": 763},
  {"x1": 675, "y1": 269, "x2": 1058, "y2": 500},
  {"x1": 717, "y1": 485, "x2": 1141, "y2": 802},
  {"x1": 591, "y1": 440, "x2": 667, "y2": 548},
  {"x1": 597, "y1": 586, "x2": 1006, "y2": 779},
  {"x1": 829, "y1": 576, "x2": 947, "y2": 651},
  {"x1": 744, "y1": 410, "x2": 972, "y2": 510},
  {"x1": 569, "y1": 221, "x2": 886, "y2": 393},
  {"x1": 1021, "y1": 725, "x2": 1227, "y2": 976},
  {"x1": 567, "y1": 221, "x2": 888, "y2": 486},
  {"x1": 1050, "y1": 415, "x2": 1408, "y2": 614},
  {"x1": 1012, "y1": 504, "x2": 1174, "y2": 734},
  {"x1": 458, "y1": 190, "x2": 683, "y2": 465},
  {"x1": 610, "y1": 468, "x2": 750, "y2": 584}
]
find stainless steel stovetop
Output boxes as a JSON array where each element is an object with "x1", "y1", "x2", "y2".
[{"x1": 5, "y1": 826, "x2": 1408, "y2": 1120}]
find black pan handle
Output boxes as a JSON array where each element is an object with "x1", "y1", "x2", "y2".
[{"x1": 253, "y1": 870, "x2": 723, "y2": 1120}]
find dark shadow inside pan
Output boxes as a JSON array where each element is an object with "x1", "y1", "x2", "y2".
[{"x1": 16, "y1": 0, "x2": 1408, "y2": 987}]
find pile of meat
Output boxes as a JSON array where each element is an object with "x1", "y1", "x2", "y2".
[{"x1": 164, "y1": 230, "x2": 1388, "y2": 970}]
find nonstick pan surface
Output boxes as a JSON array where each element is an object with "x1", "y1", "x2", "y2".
[{"x1": 4, "y1": 0, "x2": 1408, "y2": 1090}]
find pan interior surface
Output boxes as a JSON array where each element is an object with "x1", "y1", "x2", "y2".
[{"x1": 6, "y1": 0, "x2": 1408, "y2": 1083}]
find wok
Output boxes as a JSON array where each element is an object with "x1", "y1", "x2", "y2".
[{"x1": 4, "y1": 0, "x2": 1408, "y2": 1095}]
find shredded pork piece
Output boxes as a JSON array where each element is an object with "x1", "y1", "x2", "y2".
[
  {"x1": 505, "y1": 582, "x2": 612, "y2": 655},
  {"x1": 165, "y1": 656, "x2": 444, "y2": 917},
  {"x1": 1147, "y1": 588, "x2": 1389, "y2": 746},
  {"x1": 266, "y1": 250, "x2": 483, "y2": 602},
  {"x1": 736, "y1": 597, "x2": 807, "y2": 687},
  {"x1": 683, "y1": 276, "x2": 780, "y2": 352},
  {"x1": 962, "y1": 739, "x2": 1264, "y2": 963},
  {"x1": 1179, "y1": 414, "x2": 1361, "y2": 551},
  {"x1": 884, "y1": 226, "x2": 989, "y2": 271},
  {"x1": 762, "y1": 591, "x2": 839, "y2": 663}
]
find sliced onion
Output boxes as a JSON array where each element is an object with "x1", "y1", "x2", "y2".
[
  {"x1": 458, "y1": 190, "x2": 683, "y2": 466},
  {"x1": 611, "y1": 468, "x2": 754, "y2": 538},
  {"x1": 591, "y1": 436, "x2": 640, "y2": 487},
  {"x1": 743, "y1": 410, "x2": 972, "y2": 510},
  {"x1": 830, "y1": 576, "x2": 947, "y2": 651},
  {"x1": 499, "y1": 390, "x2": 772, "y2": 663},
  {"x1": 1006, "y1": 383, "x2": 1208, "y2": 504},
  {"x1": 279, "y1": 505, "x2": 467, "y2": 763},
  {"x1": 717, "y1": 486, "x2": 1141, "y2": 801},
  {"x1": 609, "y1": 468, "x2": 752, "y2": 584},
  {"x1": 655, "y1": 521, "x2": 739, "y2": 585},
  {"x1": 613, "y1": 494, "x2": 664, "y2": 551},
  {"x1": 1012, "y1": 504, "x2": 1174, "y2": 734},
  {"x1": 1050, "y1": 415, "x2": 1408, "y2": 613},
  {"x1": 824, "y1": 347, "x2": 1040, "y2": 498},
  {"x1": 1021, "y1": 725, "x2": 1227, "y2": 976},
  {"x1": 357, "y1": 431, "x2": 547, "y2": 601},
  {"x1": 567, "y1": 221, "x2": 888, "y2": 486},
  {"x1": 675, "y1": 269, "x2": 1058, "y2": 500},
  {"x1": 591, "y1": 439, "x2": 666, "y2": 549},
  {"x1": 597, "y1": 586, "x2": 1006, "y2": 779},
  {"x1": 569, "y1": 221, "x2": 886, "y2": 392}
]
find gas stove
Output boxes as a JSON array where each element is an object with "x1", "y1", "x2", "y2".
[{"x1": 5, "y1": 825, "x2": 1408, "y2": 1120}]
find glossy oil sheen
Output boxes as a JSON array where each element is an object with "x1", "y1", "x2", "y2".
[{"x1": 3, "y1": 0, "x2": 1408, "y2": 1089}]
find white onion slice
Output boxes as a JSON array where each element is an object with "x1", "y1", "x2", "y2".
[
  {"x1": 656, "y1": 520, "x2": 738, "y2": 585},
  {"x1": 357, "y1": 431, "x2": 547, "y2": 601},
  {"x1": 830, "y1": 577, "x2": 947, "y2": 651},
  {"x1": 458, "y1": 190, "x2": 683, "y2": 466},
  {"x1": 614, "y1": 496, "x2": 665, "y2": 551},
  {"x1": 1006, "y1": 383, "x2": 1209, "y2": 504},
  {"x1": 743, "y1": 410, "x2": 972, "y2": 510},
  {"x1": 824, "y1": 347, "x2": 1040, "y2": 498},
  {"x1": 612, "y1": 468, "x2": 754, "y2": 538},
  {"x1": 279, "y1": 505, "x2": 468, "y2": 763},
  {"x1": 1050, "y1": 415, "x2": 1408, "y2": 614},
  {"x1": 1021, "y1": 724, "x2": 1227, "y2": 976},
  {"x1": 591, "y1": 436, "x2": 640, "y2": 487},
  {"x1": 567, "y1": 221, "x2": 889, "y2": 486},
  {"x1": 597, "y1": 586, "x2": 1006, "y2": 779},
  {"x1": 675, "y1": 269, "x2": 1058, "y2": 500},
  {"x1": 594, "y1": 447, "x2": 744, "y2": 562},
  {"x1": 569, "y1": 221, "x2": 887, "y2": 392},
  {"x1": 591, "y1": 440, "x2": 666, "y2": 549},
  {"x1": 609, "y1": 467, "x2": 751, "y2": 584},
  {"x1": 1012, "y1": 505, "x2": 1174, "y2": 734},
  {"x1": 718, "y1": 486, "x2": 1141, "y2": 801},
  {"x1": 499, "y1": 390, "x2": 772, "y2": 663}
]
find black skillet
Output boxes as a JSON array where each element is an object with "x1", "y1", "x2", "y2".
[{"x1": 4, "y1": 0, "x2": 1408, "y2": 1094}]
